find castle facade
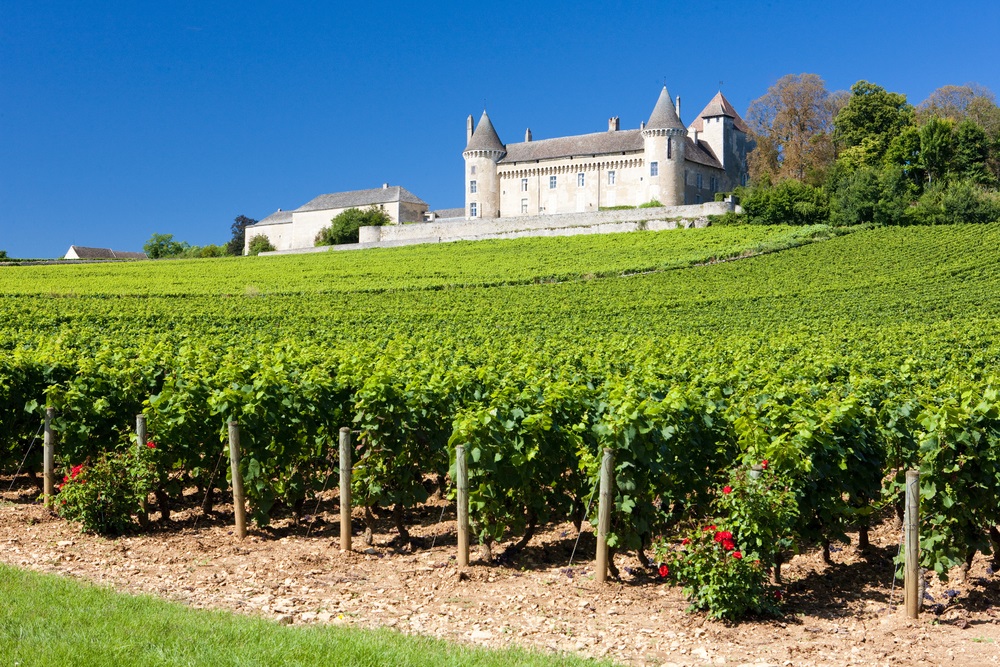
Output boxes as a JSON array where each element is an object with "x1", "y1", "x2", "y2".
[{"x1": 463, "y1": 87, "x2": 750, "y2": 220}]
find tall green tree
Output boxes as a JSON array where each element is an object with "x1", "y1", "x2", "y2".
[
  {"x1": 920, "y1": 117, "x2": 954, "y2": 184},
  {"x1": 834, "y1": 81, "x2": 914, "y2": 167},
  {"x1": 883, "y1": 126, "x2": 925, "y2": 187},
  {"x1": 227, "y1": 215, "x2": 257, "y2": 256},
  {"x1": 953, "y1": 119, "x2": 994, "y2": 185}
]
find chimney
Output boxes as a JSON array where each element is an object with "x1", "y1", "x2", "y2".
[
  {"x1": 675, "y1": 96, "x2": 681, "y2": 121},
  {"x1": 467, "y1": 114, "x2": 474, "y2": 145},
  {"x1": 382, "y1": 183, "x2": 388, "y2": 189},
  {"x1": 640, "y1": 121, "x2": 645, "y2": 130},
  {"x1": 525, "y1": 127, "x2": 532, "y2": 142},
  {"x1": 608, "y1": 116, "x2": 619, "y2": 132}
]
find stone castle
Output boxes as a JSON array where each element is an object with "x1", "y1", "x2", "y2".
[
  {"x1": 463, "y1": 87, "x2": 750, "y2": 219},
  {"x1": 245, "y1": 86, "x2": 749, "y2": 253}
]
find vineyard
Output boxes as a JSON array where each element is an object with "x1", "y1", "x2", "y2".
[{"x1": 2, "y1": 223, "x2": 1000, "y2": 619}]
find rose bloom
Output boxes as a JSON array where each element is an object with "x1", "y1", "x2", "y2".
[
  {"x1": 722, "y1": 485, "x2": 733, "y2": 494},
  {"x1": 681, "y1": 538, "x2": 691, "y2": 545},
  {"x1": 733, "y1": 551, "x2": 743, "y2": 559},
  {"x1": 658, "y1": 564, "x2": 669, "y2": 578},
  {"x1": 703, "y1": 525, "x2": 717, "y2": 532},
  {"x1": 147, "y1": 440, "x2": 156, "y2": 449},
  {"x1": 761, "y1": 459, "x2": 769, "y2": 470}
]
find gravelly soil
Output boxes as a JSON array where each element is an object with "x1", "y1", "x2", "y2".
[{"x1": 1, "y1": 479, "x2": 997, "y2": 667}]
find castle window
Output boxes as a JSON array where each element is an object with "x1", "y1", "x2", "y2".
[
  {"x1": 608, "y1": 170, "x2": 616, "y2": 185},
  {"x1": 650, "y1": 161, "x2": 659, "y2": 177},
  {"x1": 521, "y1": 198, "x2": 528, "y2": 214},
  {"x1": 470, "y1": 165, "x2": 477, "y2": 175},
  {"x1": 577, "y1": 173, "x2": 585, "y2": 187},
  {"x1": 710, "y1": 176, "x2": 718, "y2": 191},
  {"x1": 470, "y1": 180, "x2": 477, "y2": 194},
  {"x1": 696, "y1": 174, "x2": 703, "y2": 189},
  {"x1": 667, "y1": 137, "x2": 672, "y2": 159},
  {"x1": 549, "y1": 175, "x2": 557, "y2": 189},
  {"x1": 521, "y1": 178, "x2": 528, "y2": 192},
  {"x1": 470, "y1": 202, "x2": 478, "y2": 217}
]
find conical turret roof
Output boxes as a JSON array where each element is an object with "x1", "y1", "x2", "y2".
[
  {"x1": 465, "y1": 111, "x2": 505, "y2": 152},
  {"x1": 646, "y1": 86, "x2": 685, "y2": 131}
]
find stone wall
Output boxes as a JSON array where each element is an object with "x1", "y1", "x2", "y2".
[{"x1": 358, "y1": 200, "x2": 733, "y2": 245}]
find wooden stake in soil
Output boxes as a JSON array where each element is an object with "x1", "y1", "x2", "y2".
[
  {"x1": 456, "y1": 444, "x2": 469, "y2": 568},
  {"x1": 136, "y1": 414, "x2": 148, "y2": 526},
  {"x1": 904, "y1": 469, "x2": 920, "y2": 619},
  {"x1": 596, "y1": 448, "x2": 614, "y2": 584},
  {"x1": 339, "y1": 427, "x2": 352, "y2": 552},
  {"x1": 43, "y1": 407, "x2": 55, "y2": 507},
  {"x1": 228, "y1": 421, "x2": 247, "y2": 539}
]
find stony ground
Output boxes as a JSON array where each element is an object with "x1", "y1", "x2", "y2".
[{"x1": 1, "y1": 478, "x2": 998, "y2": 667}]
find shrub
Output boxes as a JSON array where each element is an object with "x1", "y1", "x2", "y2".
[
  {"x1": 739, "y1": 179, "x2": 829, "y2": 225},
  {"x1": 57, "y1": 442, "x2": 158, "y2": 535},
  {"x1": 315, "y1": 206, "x2": 391, "y2": 246},
  {"x1": 247, "y1": 235, "x2": 276, "y2": 256},
  {"x1": 654, "y1": 462, "x2": 795, "y2": 620},
  {"x1": 638, "y1": 199, "x2": 663, "y2": 209}
]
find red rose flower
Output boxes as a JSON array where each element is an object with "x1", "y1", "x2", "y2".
[
  {"x1": 681, "y1": 538, "x2": 691, "y2": 546},
  {"x1": 70, "y1": 464, "x2": 83, "y2": 478},
  {"x1": 146, "y1": 440, "x2": 156, "y2": 449},
  {"x1": 722, "y1": 539, "x2": 736, "y2": 551},
  {"x1": 703, "y1": 525, "x2": 717, "y2": 532},
  {"x1": 761, "y1": 459, "x2": 769, "y2": 470},
  {"x1": 658, "y1": 564, "x2": 669, "y2": 578},
  {"x1": 722, "y1": 485, "x2": 732, "y2": 494},
  {"x1": 733, "y1": 551, "x2": 743, "y2": 559},
  {"x1": 713, "y1": 530, "x2": 733, "y2": 543}
]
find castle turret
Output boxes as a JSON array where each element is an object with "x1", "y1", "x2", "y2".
[
  {"x1": 463, "y1": 111, "x2": 505, "y2": 219},
  {"x1": 689, "y1": 91, "x2": 751, "y2": 190},
  {"x1": 642, "y1": 86, "x2": 688, "y2": 206}
]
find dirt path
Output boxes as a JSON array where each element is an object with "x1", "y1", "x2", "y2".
[{"x1": 1, "y1": 480, "x2": 997, "y2": 667}]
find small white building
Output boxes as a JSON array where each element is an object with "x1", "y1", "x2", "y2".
[{"x1": 244, "y1": 185, "x2": 428, "y2": 254}]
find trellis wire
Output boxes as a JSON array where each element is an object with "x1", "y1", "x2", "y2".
[
  {"x1": 192, "y1": 448, "x2": 226, "y2": 529},
  {"x1": 5, "y1": 423, "x2": 44, "y2": 495},
  {"x1": 568, "y1": 473, "x2": 602, "y2": 567}
]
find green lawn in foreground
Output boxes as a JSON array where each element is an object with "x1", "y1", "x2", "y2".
[{"x1": 0, "y1": 565, "x2": 616, "y2": 667}]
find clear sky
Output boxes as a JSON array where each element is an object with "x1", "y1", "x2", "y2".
[{"x1": 2, "y1": 0, "x2": 999, "y2": 258}]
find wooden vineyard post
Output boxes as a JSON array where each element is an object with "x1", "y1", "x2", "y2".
[
  {"x1": 596, "y1": 448, "x2": 614, "y2": 584},
  {"x1": 456, "y1": 444, "x2": 469, "y2": 568},
  {"x1": 339, "y1": 427, "x2": 352, "y2": 552},
  {"x1": 228, "y1": 421, "x2": 247, "y2": 539},
  {"x1": 43, "y1": 407, "x2": 55, "y2": 507},
  {"x1": 136, "y1": 414, "x2": 148, "y2": 526},
  {"x1": 904, "y1": 469, "x2": 920, "y2": 619}
]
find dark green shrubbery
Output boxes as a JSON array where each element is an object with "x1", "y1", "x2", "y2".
[{"x1": 315, "y1": 206, "x2": 391, "y2": 246}]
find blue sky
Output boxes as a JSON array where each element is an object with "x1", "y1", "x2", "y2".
[{"x1": 2, "y1": 1, "x2": 999, "y2": 258}]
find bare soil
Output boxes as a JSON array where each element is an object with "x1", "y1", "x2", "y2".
[{"x1": 1, "y1": 478, "x2": 998, "y2": 667}]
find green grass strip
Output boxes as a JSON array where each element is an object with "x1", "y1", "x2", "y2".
[{"x1": 0, "y1": 565, "x2": 615, "y2": 667}]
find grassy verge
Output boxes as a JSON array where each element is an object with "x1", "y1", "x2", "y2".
[{"x1": 0, "y1": 565, "x2": 615, "y2": 667}]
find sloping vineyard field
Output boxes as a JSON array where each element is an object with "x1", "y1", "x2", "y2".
[{"x1": 1, "y1": 223, "x2": 999, "y2": 584}]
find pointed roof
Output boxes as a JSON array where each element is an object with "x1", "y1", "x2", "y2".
[
  {"x1": 688, "y1": 91, "x2": 749, "y2": 133},
  {"x1": 465, "y1": 111, "x2": 505, "y2": 152},
  {"x1": 645, "y1": 86, "x2": 686, "y2": 131}
]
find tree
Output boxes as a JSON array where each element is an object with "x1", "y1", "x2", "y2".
[
  {"x1": 916, "y1": 83, "x2": 996, "y2": 124},
  {"x1": 0, "y1": 250, "x2": 7, "y2": 260},
  {"x1": 247, "y1": 235, "x2": 276, "y2": 256},
  {"x1": 737, "y1": 178, "x2": 829, "y2": 226},
  {"x1": 143, "y1": 233, "x2": 190, "y2": 259},
  {"x1": 919, "y1": 117, "x2": 954, "y2": 184},
  {"x1": 227, "y1": 215, "x2": 257, "y2": 256},
  {"x1": 315, "y1": 206, "x2": 391, "y2": 246},
  {"x1": 746, "y1": 73, "x2": 844, "y2": 184},
  {"x1": 834, "y1": 81, "x2": 914, "y2": 167},
  {"x1": 953, "y1": 119, "x2": 994, "y2": 184},
  {"x1": 883, "y1": 126, "x2": 925, "y2": 187}
]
